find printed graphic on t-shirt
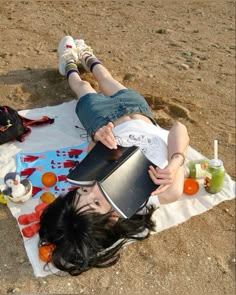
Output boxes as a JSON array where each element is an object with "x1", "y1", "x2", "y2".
[
  {"x1": 115, "y1": 133, "x2": 167, "y2": 167},
  {"x1": 113, "y1": 119, "x2": 168, "y2": 168}
]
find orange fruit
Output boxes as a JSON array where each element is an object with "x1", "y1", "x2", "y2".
[
  {"x1": 40, "y1": 192, "x2": 56, "y2": 204},
  {"x1": 184, "y1": 178, "x2": 199, "y2": 195},
  {"x1": 38, "y1": 244, "x2": 55, "y2": 262},
  {"x1": 41, "y1": 172, "x2": 57, "y2": 187}
]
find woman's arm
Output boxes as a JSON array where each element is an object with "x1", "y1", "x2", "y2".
[
  {"x1": 148, "y1": 121, "x2": 189, "y2": 202},
  {"x1": 167, "y1": 121, "x2": 189, "y2": 164}
]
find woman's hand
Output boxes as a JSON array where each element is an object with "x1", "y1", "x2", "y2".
[
  {"x1": 93, "y1": 122, "x2": 117, "y2": 149},
  {"x1": 148, "y1": 157, "x2": 182, "y2": 195}
]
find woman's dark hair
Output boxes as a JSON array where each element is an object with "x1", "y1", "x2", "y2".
[{"x1": 39, "y1": 188, "x2": 156, "y2": 276}]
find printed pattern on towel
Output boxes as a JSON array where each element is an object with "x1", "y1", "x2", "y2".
[{"x1": 16, "y1": 143, "x2": 88, "y2": 198}]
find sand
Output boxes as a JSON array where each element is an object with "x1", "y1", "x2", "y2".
[{"x1": 0, "y1": 0, "x2": 235, "y2": 294}]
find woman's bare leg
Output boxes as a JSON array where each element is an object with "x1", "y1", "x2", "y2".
[
  {"x1": 67, "y1": 60, "x2": 125, "y2": 98},
  {"x1": 90, "y1": 63, "x2": 126, "y2": 96},
  {"x1": 68, "y1": 71, "x2": 97, "y2": 98},
  {"x1": 74, "y1": 39, "x2": 127, "y2": 96},
  {"x1": 58, "y1": 37, "x2": 125, "y2": 98}
]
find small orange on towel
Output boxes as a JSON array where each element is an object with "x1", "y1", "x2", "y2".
[
  {"x1": 184, "y1": 178, "x2": 199, "y2": 195},
  {"x1": 39, "y1": 244, "x2": 55, "y2": 262},
  {"x1": 41, "y1": 172, "x2": 57, "y2": 187},
  {"x1": 40, "y1": 192, "x2": 56, "y2": 204}
]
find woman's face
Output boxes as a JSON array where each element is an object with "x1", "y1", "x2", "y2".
[{"x1": 75, "y1": 184, "x2": 112, "y2": 214}]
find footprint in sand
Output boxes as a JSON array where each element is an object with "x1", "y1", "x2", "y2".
[
  {"x1": 144, "y1": 94, "x2": 194, "y2": 125},
  {"x1": 167, "y1": 103, "x2": 193, "y2": 121}
]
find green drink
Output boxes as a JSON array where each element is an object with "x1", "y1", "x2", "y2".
[
  {"x1": 204, "y1": 159, "x2": 225, "y2": 194},
  {"x1": 185, "y1": 159, "x2": 209, "y2": 179}
]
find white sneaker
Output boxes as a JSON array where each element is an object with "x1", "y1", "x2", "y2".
[
  {"x1": 57, "y1": 36, "x2": 78, "y2": 76},
  {"x1": 74, "y1": 39, "x2": 94, "y2": 58},
  {"x1": 74, "y1": 39, "x2": 94, "y2": 71}
]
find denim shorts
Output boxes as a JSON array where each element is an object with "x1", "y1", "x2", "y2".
[{"x1": 75, "y1": 89, "x2": 156, "y2": 137}]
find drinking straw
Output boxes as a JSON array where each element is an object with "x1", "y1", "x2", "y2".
[{"x1": 214, "y1": 139, "x2": 218, "y2": 161}]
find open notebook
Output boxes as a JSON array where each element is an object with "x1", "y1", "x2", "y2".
[{"x1": 67, "y1": 142, "x2": 158, "y2": 218}]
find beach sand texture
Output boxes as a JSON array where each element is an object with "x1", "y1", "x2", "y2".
[{"x1": 0, "y1": 1, "x2": 235, "y2": 294}]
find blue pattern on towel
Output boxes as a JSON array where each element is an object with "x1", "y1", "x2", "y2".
[{"x1": 15, "y1": 143, "x2": 88, "y2": 198}]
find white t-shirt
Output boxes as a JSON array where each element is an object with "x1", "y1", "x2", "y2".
[{"x1": 113, "y1": 119, "x2": 169, "y2": 169}]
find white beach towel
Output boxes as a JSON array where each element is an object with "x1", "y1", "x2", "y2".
[{"x1": 0, "y1": 100, "x2": 235, "y2": 277}]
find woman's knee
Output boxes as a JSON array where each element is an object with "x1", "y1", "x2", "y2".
[
  {"x1": 75, "y1": 80, "x2": 97, "y2": 97},
  {"x1": 78, "y1": 80, "x2": 93, "y2": 89}
]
